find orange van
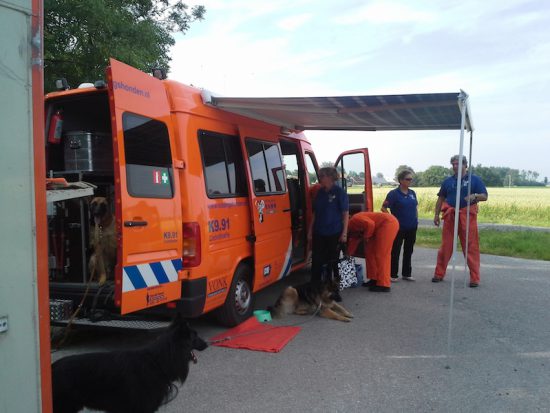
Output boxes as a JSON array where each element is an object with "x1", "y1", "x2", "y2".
[{"x1": 45, "y1": 59, "x2": 373, "y2": 326}]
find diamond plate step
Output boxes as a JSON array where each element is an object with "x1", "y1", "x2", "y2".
[{"x1": 51, "y1": 317, "x2": 171, "y2": 331}]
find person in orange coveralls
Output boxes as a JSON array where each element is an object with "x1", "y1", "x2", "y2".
[
  {"x1": 347, "y1": 212, "x2": 399, "y2": 292},
  {"x1": 433, "y1": 155, "x2": 488, "y2": 287}
]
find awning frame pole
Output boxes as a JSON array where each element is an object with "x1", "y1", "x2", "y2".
[
  {"x1": 463, "y1": 130, "x2": 474, "y2": 288},
  {"x1": 447, "y1": 93, "x2": 469, "y2": 354}
]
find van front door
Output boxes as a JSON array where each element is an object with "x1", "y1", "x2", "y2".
[
  {"x1": 107, "y1": 59, "x2": 183, "y2": 314},
  {"x1": 239, "y1": 127, "x2": 292, "y2": 290},
  {"x1": 334, "y1": 148, "x2": 373, "y2": 258}
]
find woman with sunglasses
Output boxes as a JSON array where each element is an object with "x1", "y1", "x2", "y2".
[{"x1": 381, "y1": 169, "x2": 418, "y2": 282}]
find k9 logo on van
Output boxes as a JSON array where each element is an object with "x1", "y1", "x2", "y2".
[
  {"x1": 208, "y1": 218, "x2": 231, "y2": 241},
  {"x1": 163, "y1": 231, "x2": 178, "y2": 243},
  {"x1": 208, "y1": 218, "x2": 230, "y2": 232}
]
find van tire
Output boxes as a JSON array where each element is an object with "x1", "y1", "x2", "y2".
[{"x1": 215, "y1": 263, "x2": 254, "y2": 327}]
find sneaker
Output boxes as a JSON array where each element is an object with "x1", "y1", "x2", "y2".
[
  {"x1": 369, "y1": 285, "x2": 391, "y2": 292},
  {"x1": 431, "y1": 277, "x2": 443, "y2": 283},
  {"x1": 391, "y1": 276, "x2": 399, "y2": 283},
  {"x1": 469, "y1": 282, "x2": 479, "y2": 288},
  {"x1": 402, "y1": 276, "x2": 415, "y2": 281}
]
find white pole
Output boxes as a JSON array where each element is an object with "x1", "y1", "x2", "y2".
[
  {"x1": 463, "y1": 131, "x2": 474, "y2": 288},
  {"x1": 447, "y1": 92, "x2": 469, "y2": 354}
]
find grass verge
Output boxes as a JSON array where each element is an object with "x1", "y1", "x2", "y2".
[{"x1": 416, "y1": 228, "x2": 550, "y2": 261}]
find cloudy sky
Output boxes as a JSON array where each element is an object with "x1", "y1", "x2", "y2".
[{"x1": 170, "y1": 0, "x2": 550, "y2": 181}]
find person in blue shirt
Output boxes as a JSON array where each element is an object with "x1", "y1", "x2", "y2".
[
  {"x1": 308, "y1": 166, "x2": 349, "y2": 293},
  {"x1": 433, "y1": 155, "x2": 488, "y2": 287},
  {"x1": 381, "y1": 169, "x2": 418, "y2": 281}
]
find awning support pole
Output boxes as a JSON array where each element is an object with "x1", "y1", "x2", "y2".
[
  {"x1": 463, "y1": 130, "x2": 474, "y2": 288},
  {"x1": 447, "y1": 93, "x2": 469, "y2": 355}
]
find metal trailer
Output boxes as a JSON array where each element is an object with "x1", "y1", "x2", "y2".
[{"x1": 0, "y1": 0, "x2": 51, "y2": 412}]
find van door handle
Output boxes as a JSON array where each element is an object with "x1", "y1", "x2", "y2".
[
  {"x1": 124, "y1": 220, "x2": 148, "y2": 227},
  {"x1": 283, "y1": 208, "x2": 291, "y2": 212}
]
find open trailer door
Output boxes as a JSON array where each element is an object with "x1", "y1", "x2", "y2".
[
  {"x1": 335, "y1": 149, "x2": 374, "y2": 216},
  {"x1": 106, "y1": 58, "x2": 183, "y2": 314},
  {"x1": 238, "y1": 126, "x2": 293, "y2": 290}
]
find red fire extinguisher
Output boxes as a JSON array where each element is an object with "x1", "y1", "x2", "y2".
[{"x1": 48, "y1": 109, "x2": 63, "y2": 144}]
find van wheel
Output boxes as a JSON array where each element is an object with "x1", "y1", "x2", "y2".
[{"x1": 215, "y1": 264, "x2": 254, "y2": 327}]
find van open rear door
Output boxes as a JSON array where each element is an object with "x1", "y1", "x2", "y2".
[
  {"x1": 238, "y1": 126, "x2": 293, "y2": 290},
  {"x1": 335, "y1": 149, "x2": 374, "y2": 215},
  {"x1": 106, "y1": 59, "x2": 183, "y2": 314}
]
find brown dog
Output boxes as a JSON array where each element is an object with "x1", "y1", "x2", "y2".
[
  {"x1": 89, "y1": 197, "x2": 117, "y2": 285},
  {"x1": 270, "y1": 279, "x2": 353, "y2": 322}
]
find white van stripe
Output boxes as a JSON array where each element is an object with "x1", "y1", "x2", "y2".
[
  {"x1": 122, "y1": 270, "x2": 134, "y2": 292},
  {"x1": 161, "y1": 260, "x2": 179, "y2": 282},
  {"x1": 138, "y1": 264, "x2": 160, "y2": 287}
]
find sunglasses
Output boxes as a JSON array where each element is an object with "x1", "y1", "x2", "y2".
[{"x1": 403, "y1": 178, "x2": 413, "y2": 181}]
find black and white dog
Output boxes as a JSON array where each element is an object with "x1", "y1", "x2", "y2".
[{"x1": 52, "y1": 314, "x2": 208, "y2": 413}]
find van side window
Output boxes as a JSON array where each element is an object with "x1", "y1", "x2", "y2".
[
  {"x1": 123, "y1": 112, "x2": 174, "y2": 198},
  {"x1": 246, "y1": 140, "x2": 286, "y2": 194},
  {"x1": 199, "y1": 130, "x2": 247, "y2": 198},
  {"x1": 305, "y1": 152, "x2": 319, "y2": 184}
]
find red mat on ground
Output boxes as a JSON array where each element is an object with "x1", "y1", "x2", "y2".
[{"x1": 210, "y1": 317, "x2": 301, "y2": 353}]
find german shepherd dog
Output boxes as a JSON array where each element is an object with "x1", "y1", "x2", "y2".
[
  {"x1": 88, "y1": 196, "x2": 117, "y2": 285},
  {"x1": 270, "y1": 278, "x2": 354, "y2": 322},
  {"x1": 52, "y1": 314, "x2": 208, "y2": 413}
]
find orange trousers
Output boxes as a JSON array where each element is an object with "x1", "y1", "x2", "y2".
[
  {"x1": 348, "y1": 212, "x2": 399, "y2": 288},
  {"x1": 434, "y1": 204, "x2": 480, "y2": 283}
]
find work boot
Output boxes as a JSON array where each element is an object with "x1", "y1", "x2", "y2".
[
  {"x1": 369, "y1": 285, "x2": 391, "y2": 292},
  {"x1": 362, "y1": 279, "x2": 376, "y2": 288}
]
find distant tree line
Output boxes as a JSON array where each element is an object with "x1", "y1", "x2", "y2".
[
  {"x1": 293, "y1": 161, "x2": 547, "y2": 188},
  {"x1": 395, "y1": 164, "x2": 547, "y2": 187}
]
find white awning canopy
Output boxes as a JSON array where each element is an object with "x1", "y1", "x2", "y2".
[{"x1": 202, "y1": 90, "x2": 473, "y2": 132}]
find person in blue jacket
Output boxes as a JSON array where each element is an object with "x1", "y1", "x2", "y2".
[
  {"x1": 381, "y1": 169, "x2": 418, "y2": 281},
  {"x1": 308, "y1": 166, "x2": 349, "y2": 292}
]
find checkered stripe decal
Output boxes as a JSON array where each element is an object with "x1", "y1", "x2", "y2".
[{"x1": 122, "y1": 259, "x2": 183, "y2": 292}]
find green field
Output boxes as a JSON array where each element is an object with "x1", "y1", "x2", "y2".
[
  {"x1": 364, "y1": 186, "x2": 550, "y2": 261},
  {"x1": 348, "y1": 185, "x2": 550, "y2": 259},
  {"x1": 415, "y1": 227, "x2": 550, "y2": 261},
  {"x1": 370, "y1": 186, "x2": 550, "y2": 227}
]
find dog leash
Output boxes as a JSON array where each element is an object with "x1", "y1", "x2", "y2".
[
  {"x1": 52, "y1": 266, "x2": 111, "y2": 350},
  {"x1": 52, "y1": 281, "x2": 94, "y2": 350},
  {"x1": 208, "y1": 301, "x2": 322, "y2": 345}
]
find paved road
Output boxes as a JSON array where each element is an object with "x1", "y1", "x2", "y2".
[{"x1": 52, "y1": 248, "x2": 550, "y2": 412}]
